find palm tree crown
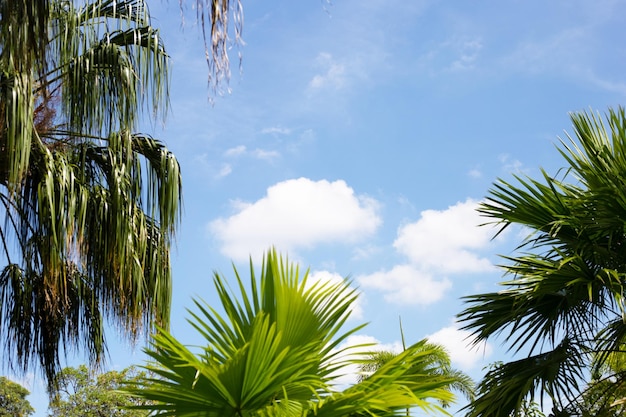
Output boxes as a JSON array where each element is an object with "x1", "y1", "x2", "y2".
[
  {"x1": 459, "y1": 107, "x2": 626, "y2": 416},
  {"x1": 0, "y1": 0, "x2": 181, "y2": 388},
  {"x1": 125, "y1": 250, "x2": 468, "y2": 417}
]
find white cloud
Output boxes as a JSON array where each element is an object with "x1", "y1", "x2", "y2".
[
  {"x1": 251, "y1": 148, "x2": 280, "y2": 160},
  {"x1": 393, "y1": 199, "x2": 495, "y2": 274},
  {"x1": 209, "y1": 178, "x2": 382, "y2": 261},
  {"x1": 261, "y1": 126, "x2": 292, "y2": 135},
  {"x1": 468, "y1": 168, "x2": 482, "y2": 178},
  {"x1": 358, "y1": 265, "x2": 452, "y2": 305},
  {"x1": 223, "y1": 145, "x2": 280, "y2": 161},
  {"x1": 447, "y1": 38, "x2": 483, "y2": 72},
  {"x1": 308, "y1": 270, "x2": 364, "y2": 320},
  {"x1": 359, "y1": 199, "x2": 502, "y2": 306},
  {"x1": 498, "y1": 153, "x2": 525, "y2": 174},
  {"x1": 426, "y1": 325, "x2": 493, "y2": 371},
  {"x1": 224, "y1": 145, "x2": 247, "y2": 157},
  {"x1": 308, "y1": 52, "x2": 347, "y2": 91},
  {"x1": 216, "y1": 163, "x2": 232, "y2": 178},
  {"x1": 501, "y1": 28, "x2": 586, "y2": 76}
]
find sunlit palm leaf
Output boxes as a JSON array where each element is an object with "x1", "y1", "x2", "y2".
[{"x1": 126, "y1": 250, "x2": 466, "y2": 417}]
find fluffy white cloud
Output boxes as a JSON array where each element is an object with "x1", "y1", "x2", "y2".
[
  {"x1": 359, "y1": 199, "x2": 500, "y2": 306},
  {"x1": 393, "y1": 199, "x2": 495, "y2": 274},
  {"x1": 308, "y1": 270, "x2": 364, "y2": 320},
  {"x1": 426, "y1": 325, "x2": 493, "y2": 371},
  {"x1": 358, "y1": 265, "x2": 452, "y2": 305},
  {"x1": 209, "y1": 178, "x2": 381, "y2": 261}
]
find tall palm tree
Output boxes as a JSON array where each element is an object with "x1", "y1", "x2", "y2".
[
  {"x1": 0, "y1": 0, "x2": 181, "y2": 389},
  {"x1": 125, "y1": 250, "x2": 465, "y2": 416},
  {"x1": 458, "y1": 107, "x2": 626, "y2": 416}
]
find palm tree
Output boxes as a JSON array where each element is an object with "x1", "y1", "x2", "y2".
[
  {"x1": 357, "y1": 323, "x2": 474, "y2": 411},
  {"x1": 458, "y1": 107, "x2": 626, "y2": 416},
  {"x1": 125, "y1": 250, "x2": 466, "y2": 416},
  {"x1": 0, "y1": 0, "x2": 181, "y2": 389}
]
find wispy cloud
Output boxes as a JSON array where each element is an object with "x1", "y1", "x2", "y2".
[
  {"x1": 446, "y1": 38, "x2": 483, "y2": 72},
  {"x1": 498, "y1": 154, "x2": 525, "y2": 174},
  {"x1": 223, "y1": 145, "x2": 281, "y2": 161},
  {"x1": 224, "y1": 145, "x2": 247, "y2": 157},
  {"x1": 261, "y1": 126, "x2": 292, "y2": 135},
  {"x1": 468, "y1": 168, "x2": 482, "y2": 179},
  {"x1": 216, "y1": 163, "x2": 232, "y2": 178},
  {"x1": 251, "y1": 149, "x2": 280, "y2": 161},
  {"x1": 308, "y1": 52, "x2": 347, "y2": 91},
  {"x1": 500, "y1": 28, "x2": 586, "y2": 76}
]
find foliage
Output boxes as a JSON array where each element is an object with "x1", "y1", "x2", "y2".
[
  {"x1": 124, "y1": 249, "x2": 466, "y2": 416},
  {"x1": 0, "y1": 0, "x2": 181, "y2": 389},
  {"x1": 0, "y1": 376, "x2": 35, "y2": 417},
  {"x1": 48, "y1": 365, "x2": 150, "y2": 417},
  {"x1": 458, "y1": 107, "x2": 626, "y2": 416},
  {"x1": 357, "y1": 342, "x2": 475, "y2": 408}
]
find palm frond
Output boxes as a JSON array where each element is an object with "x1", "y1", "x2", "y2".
[
  {"x1": 460, "y1": 107, "x2": 626, "y2": 416},
  {"x1": 125, "y1": 250, "x2": 468, "y2": 417},
  {"x1": 0, "y1": 0, "x2": 180, "y2": 389}
]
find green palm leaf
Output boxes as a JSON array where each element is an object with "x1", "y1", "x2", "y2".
[{"x1": 126, "y1": 250, "x2": 467, "y2": 417}]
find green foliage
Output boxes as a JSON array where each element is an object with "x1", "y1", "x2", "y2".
[
  {"x1": 458, "y1": 107, "x2": 626, "y2": 416},
  {"x1": 0, "y1": 0, "x2": 181, "y2": 389},
  {"x1": 48, "y1": 365, "x2": 150, "y2": 417},
  {"x1": 0, "y1": 376, "x2": 35, "y2": 417},
  {"x1": 357, "y1": 343, "x2": 475, "y2": 408},
  {"x1": 124, "y1": 249, "x2": 465, "y2": 416}
]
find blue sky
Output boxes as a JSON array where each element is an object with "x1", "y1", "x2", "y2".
[{"x1": 19, "y1": 0, "x2": 626, "y2": 415}]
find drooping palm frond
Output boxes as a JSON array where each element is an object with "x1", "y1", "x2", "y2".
[
  {"x1": 125, "y1": 250, "x2": 467, "y2": 417},
  {"x1": 47, "y1": 0, "x2": 169, "y2": 135},
  {"x1": 190, "y1": 0, "x2": 244, "y2": 95},
  {"x1": 0, "y1": 0, "x2": 181, "y2": 389},
  {"x1": 459, "y1": 107, "x2": 626, "y2": 416},
  {"x1": 0, "y1": 0, "x2": 49, "y2": 188},
  {"x1": 464, "y1": 338, "x2": 587, "y2": 417}
]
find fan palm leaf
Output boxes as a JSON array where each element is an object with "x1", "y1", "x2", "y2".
[
  {"x1": 126, "y1": 250, "x2": 465, "y2": 417},
  {"x1": 459, "y1": 107, "x2": 626, "y2": 416}
]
